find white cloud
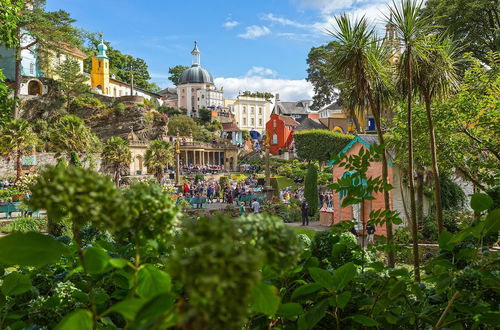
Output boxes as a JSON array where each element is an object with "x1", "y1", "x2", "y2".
[
  {"x1": 245, "y1": 66, "x2": 277, "y2": 78},
  {"x1": 223, "y1": 20, "x2": 239, "y2": 29},
  {"x1": 237, "y1": 25, "x2": 271, "y2": 39},
  {"x1": 261, "y1": 13, "x2": 311, "y2": 29},
  {"x1": 214, "y1": 76, "x2": 314, "y2": 101}
]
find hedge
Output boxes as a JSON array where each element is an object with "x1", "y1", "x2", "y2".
[{"x1": 294, "y1": 130, "x2": 354, "y2": 163}]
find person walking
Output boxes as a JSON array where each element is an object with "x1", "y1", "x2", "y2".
[
  {"x1": 301, "y1": 200, "x2": 309, "y2": 226},
  {"x1": 366, "y1": 223, "x2": 376, "y2": 245},
  {"x1": 251, "y1": 199, "x2": 260, "y2": 213}
]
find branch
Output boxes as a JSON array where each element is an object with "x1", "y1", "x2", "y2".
[
  {"x1": 20, "y1": 39, "x2": 38, "y2": 51},
  {"x1": 455, "y1": 165, "x2": 486, "y2": 191},
  {"x1": 461, "y1": 128, "x2": 500, "y2": 161},
  {"x1": 434, "y1": 292, "x2": 460, "y2": 330}
]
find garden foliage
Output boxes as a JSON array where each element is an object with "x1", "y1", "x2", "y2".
[{"x1": 294, "y1": 130, "x2": 353, "y2": 163}]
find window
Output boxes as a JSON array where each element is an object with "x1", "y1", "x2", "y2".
[
  {"x1": 259, "y1": 118, "x2": 262, "y2": 126},
  {"x1": 273, "y1": 120, "x2": 276, "y2": 128},
  {"x1": 29, "y1": 62, "x2": 34, "y2": 74},
  {"x1": 242, "y1": 106, "x2": 246, "y2": 114},
  {"x1": 202, "y1": 95, "x2": 205, "y2": 99},
  {"x1": 272, "y1": 133, "x2": 278, "y2": 145},
  {"x1": 259, "y1": 107, "x2": 262, "y2": 114},
  {"x1": 250, "y1": 118, "x2": 254, "y2": 126},
  {"x1": 243, "y1": 118, "x2": 247, "y2": 125},
  {"x1": 251, "y1": 107, "x2": 254, "y2": 114}
]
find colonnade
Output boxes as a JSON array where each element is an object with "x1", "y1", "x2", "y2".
[{"x1": 181, "y1": 150, "x2": 225, "y2": 166}]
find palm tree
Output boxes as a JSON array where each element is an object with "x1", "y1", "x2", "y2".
[
  {"x1": 102, "y1": 137, "x2": 132, "y2": 186},
  {"x1": 329, "y1": 14, "x2": 396, "y2": 267},
  {"x1": 0, "y1": 119, "x2": 38, "y2": 182},
  {"x1": 144, "y1": 140, "x2": 173, "y2": 183},
  {"x1": 415, "y1": 36, "x2": 460, "y2": 235},
  {"x1": 390, "y1": 0, "x2": 432, "y2": 282},
  {"x1": 48, "y1": 115, "x2": 100, "y2": 164}
]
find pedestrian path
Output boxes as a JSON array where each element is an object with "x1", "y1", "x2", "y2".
[{"x1": 285, "y1": 221, "x2": 330, "y2": 232}]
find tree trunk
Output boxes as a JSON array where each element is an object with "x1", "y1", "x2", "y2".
[
  {"x1": 13, "y1": 46, "x2": 21, "y2": 119},
  {"x1": 416, "y1": 166, "x2": 424, "y2": 230},
  {"x1": 424, "y1": 96, "x2": 444, "y2": 235},
  {"x1": 15, "y1": 149, "x2": 22, "y2": 182},
  {"x1": 373, "y1": 108, "x2": 395, "y2": 268},
  {"x1": 67, "y1": 92, "x2": 71, "y2": 112},
  {"x1": 406, "y1": 55, "x2": 420, "y2": 282}
]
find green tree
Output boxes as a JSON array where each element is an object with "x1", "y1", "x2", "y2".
[
  {"x1": 329, "y1": 13, "x2": 396, "y2": 267},
  {"x1": 102, "y1": 137, "x2": 131, "y2": 186},
  {"x1": 422, "y1": 0, "x2": 500, "y2": 63},
  {"x1": 48, "y1": 115, "x2": 100, "y2": 163},
  {"x1": 0, "y1": 70, "x2": 15, "y2": 125},
  {"x1": 414, "y1": 36, "x2": 460, "y2": 235},
  {"x1": 168, "y1": 65, "x2": 189, "y2": 86},
  {"x1": 306, "y1": 41, "x2": 340, "y2": 109},
  {"x1": 0, "y1": 0, "x2": 24, "y2": 48},
  {"x1": 9, "y1": 0, "x2": 82, "y2": 118},
  {"x1": 144, "y1": 140, "x2": 173, "y2": 183},
  {"x1": 167, "y1": 115, "x2": 199, "y2": 136},
  {"x1": 198, "y1": 108, "x2": 212, "y2": 123},
  {"x1": 55, "y1": 58, "x2": 89, "y2": 111},
  {"x1": 304, "y1": 164, "x2": 319, "y2": 216},
  {"x1": 0, "y1": 119, "x2": 37, "y2": 181},
  {"x1": 391, "y1": 0, "x2": 433, "y2": 281}
]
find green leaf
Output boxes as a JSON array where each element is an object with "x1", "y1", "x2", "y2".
[
  {"x1": 250, "y1": 283, "x2": 281, "y2": 316},
  {"x1": 470, "y1": 193, "x2": 493, "y2": 213},
  {"x1": 83, "y1": 247, "x2": 110, "y2": 274},
  {"x1": 291, "y1": 283, "x2": 323, "y2": 300},
  {"x1": 0, "y1": 232, "x2": 69, "y2": 267},
  {"x1": 104, "y1": 298, "x2": 146, "y2": 321},
  {"x1": 277, "y1": 303, "x2": 303, "y2": 319},
  {"x1": 55, "y1": 309, "x2": 93, "y2": 330},
  {"x1": 298, "y1": 299, "x2": 328, "y2": 330},
  {"x1": 308, "y1": 267, "x2": 334, "y2": 290},
  {"x1": 1, "y1": 272, "x2": 32, "y2": 296},
  {"x1": 137, "y1": 264, "x2": 171, "y2": 299},
  {"x1": 388, "y1": 281, "x2": 405, "y2": 300},
  {"x1": 332, "y1": 262, "x2": 356, "y2": 291},
  {"x1": 438, "y1": 231, "x2": 455, "y2": 251},
  {"x1": 335, "y1": 291, "x2": 351, "y2": 309},
  {"x1": 134, "y1": 293, "x2": 175, "y2": 323},
  {"x1": 352, "y1": 314, "x2": 378, "y2": 327},
  {"x1": 109, "y1": 258, "x2": 129, "y2": 268},
  {"x1": 484, "y1": 209, "x2": 500, "y2": 235},
  {"x1": 476, "y1": 312, "x2": 500, "y2": 325}
]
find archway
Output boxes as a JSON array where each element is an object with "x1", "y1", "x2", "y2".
[
  {"x1": 27, "y1": 80, "x2": 42, "y2": 95},
  {"x1": 134, "y1": 155, "x2": 144, "y2": 175}
]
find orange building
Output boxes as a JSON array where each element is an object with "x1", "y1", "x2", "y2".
[{"x1": 265, "y1": 114, "x2": 299, "y2": 155}]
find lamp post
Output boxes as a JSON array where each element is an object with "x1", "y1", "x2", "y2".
[
  {"x1": 175, "y1": 131, "x2": 181, "y2": 185},
  {"x1": 263, "y1": 134, "x2": 273, "y2": 201},
  {"x1": 128, "y1": 63, "x2": 134, "y2": 96}
]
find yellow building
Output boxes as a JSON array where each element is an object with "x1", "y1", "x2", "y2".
[{"x1": 90, "y1": 39, "x2": 110, "y2": 95}]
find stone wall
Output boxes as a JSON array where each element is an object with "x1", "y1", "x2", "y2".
[{"x1": 0, "y1": 153, "x2": 102, "y2": 178}]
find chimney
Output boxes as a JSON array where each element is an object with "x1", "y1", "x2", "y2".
[{"x1": 275, "y1": 93, "x2": 280, "y2": 102}]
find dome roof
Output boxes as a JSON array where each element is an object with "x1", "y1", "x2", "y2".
[{"x1": 179, "y1": 65, "x2": 214, "y2": 85}]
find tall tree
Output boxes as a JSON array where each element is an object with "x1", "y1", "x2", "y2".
[
  {"x1": 55, "y1": 58, "x2": 89, "y2": 111},
  {"x1": 0, "y1": 0, "x2": 24, "y2": 48},
  {"x1": 306, "y1": 41, "x2": 340, "y2": 110},
  {"x1": 8, "y1": 0, "x2": 82, "y2": 118},
  {"x1": 102, "y1": 137, "x2": 131, "y2": 186},
  {"x1": 167, "y1": 115, "x2": 200, "y2": 136},
  {"x1": 414, "y1": 36, "x2": 460, "y2": 234},
  {"x1": 0, "y1": 119, "x2": 37, "y2": 181},
  {"x1": 168, "y1": 65, "x2": 189, "y2": 86},
  {"x1": 144, "y1": 140, "x2": 173, "y2": 183},
  {"x1": 391, "y1": 0, "x2": 432, "y2": 281},
  {"x1": 422, "y1": 0, "x2": 499, "y2": 63},
  {"x1": 48, "y1": 115, "x2": 100, "y2": 162},
  {"x1": 328, "y1": 14, "x2": 396, "y2": 267}
]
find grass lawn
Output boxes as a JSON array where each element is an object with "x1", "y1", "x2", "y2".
[
  {"x1": 274, "y1": 176, "x2": 300, "y2": 190},
  {"x1": 290, "y1": 226, "x2": 317, "y2": 240}
]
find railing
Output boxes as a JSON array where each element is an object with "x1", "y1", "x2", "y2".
[{"x1": 180, "y1": 141, "x2": 238, "y2": 150}]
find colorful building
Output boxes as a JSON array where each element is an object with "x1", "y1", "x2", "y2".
[
  {"x1": 265, "y1": 113, "x2": 299, "y2": 155},
  {"x1": 271, "y1": 97, "x2": 316, "y2": 123},
  {"x1": 177, "y1": 42, "x2": 224, "y2": 117}
]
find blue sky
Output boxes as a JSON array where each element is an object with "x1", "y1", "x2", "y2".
[{"x1": 46, "y1": 0, "x2": 388, "y2": 100}]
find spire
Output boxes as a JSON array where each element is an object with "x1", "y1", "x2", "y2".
[
  {"x1": 96, "y1": 33, "x2": 108, "y2": 59},
  {"x1": 191, "y1": 41, "x2": 200, "y2": 66}
]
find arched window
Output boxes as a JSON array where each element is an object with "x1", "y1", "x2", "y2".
[
  {"x1": 272, "y1": 133, "x2": 278, "y2": 145},
  {"x1": 27, "y1": 80, "x2": 42, "y2": 95},
  {"x1": 242, "y1": 106, "x2": 246, "y2": 114}
]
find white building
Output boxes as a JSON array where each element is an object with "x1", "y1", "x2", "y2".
[
  {"x1": 226, "y1": 95, "x2": 272, "y2": 134},
  {"x1": 197, "y1": 88, "x2": 224, "y2": 109}
]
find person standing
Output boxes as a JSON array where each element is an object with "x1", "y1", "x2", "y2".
[
  {"x1": 239, "y1": 201, "x2": 246, "y2": 215},
  {"x1": 301, "y1": 200, "x2": 309, "y2": 226},
  {"x1": 251, "y1": 199, "x2": 260, "y2": 213},
  {"x1": 366, "y1": 223, "x2": 376, "y2": 245}
]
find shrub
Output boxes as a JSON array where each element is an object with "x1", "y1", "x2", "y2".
[
  {"x1": 294, "y1": 130, "x2": 354, "y2": 163},
  {"x1": 114, "y1": 102, "x2": 126, "y2": 115},
  {"x1": 71, "y1": 94, "x2": 104, "y2": 109},
  {"x1": 219, "y1": 176, "x2": 230, "y2": 188},
  {"x1": 304, "y1": 164, "x2": 319, "y2": 215},
  {"x1": 2, "y1": 217, "x2": 46, "y2": 233}
]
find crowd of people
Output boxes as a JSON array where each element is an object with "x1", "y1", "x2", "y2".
[{"x1": 180, "y1": 164, "x2": 225, "y2": 175}]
